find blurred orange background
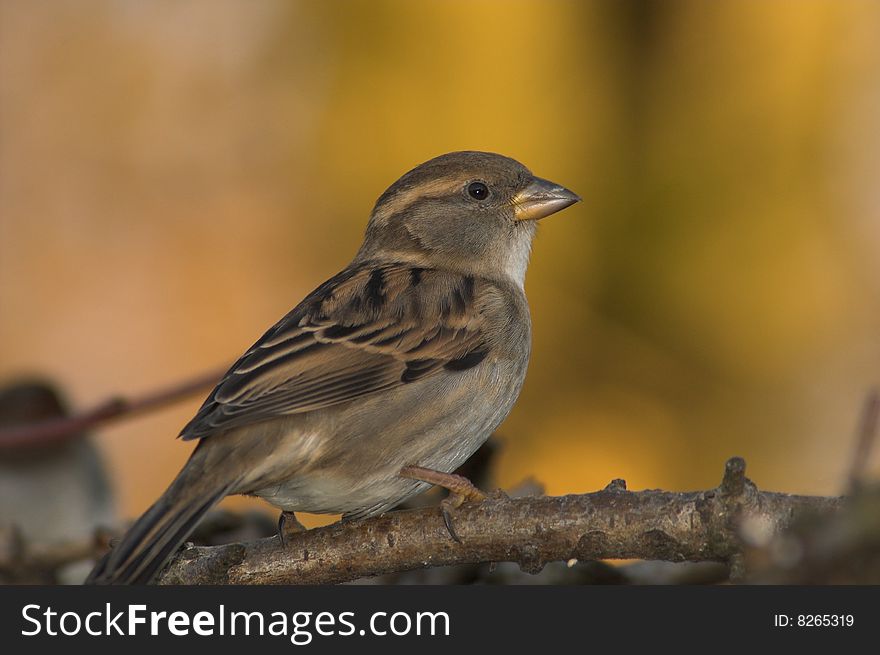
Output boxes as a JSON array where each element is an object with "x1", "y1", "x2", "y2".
[{"x1": 2, "y1": 0, "x2": 880, "y2": 529}]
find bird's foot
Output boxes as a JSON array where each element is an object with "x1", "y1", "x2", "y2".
[
  {"x1": 399, "y1": 465, "x2": 487, "y2": 543},
  {"x1": 277, "y1": 511, "x2": 306, "y2": 546}
]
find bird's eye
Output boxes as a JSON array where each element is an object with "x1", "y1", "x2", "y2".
[{"x1": 466, "y1": 181, "x2": 490, "y2": 201}]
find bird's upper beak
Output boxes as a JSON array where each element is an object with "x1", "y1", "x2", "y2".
[{"x1": 512, "y1": 176, "x2": 581, "y2": 221}]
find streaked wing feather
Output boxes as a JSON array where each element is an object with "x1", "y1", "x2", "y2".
[{"x1": 179, "y1": 263, "x2": 489, "y2": 440}]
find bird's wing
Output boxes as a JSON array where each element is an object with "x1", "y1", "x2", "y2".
[{"x1": 179, "y1": 263, "x2": 493, "y2": 440}]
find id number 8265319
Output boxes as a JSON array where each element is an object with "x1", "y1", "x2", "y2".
[{"x1": 773, "y1": 614, "x2": 854, "y2": 627}]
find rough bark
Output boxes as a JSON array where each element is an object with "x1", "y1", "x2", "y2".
[{"x1": 156, "y1": 458, "x2": 844, "y2": 585}]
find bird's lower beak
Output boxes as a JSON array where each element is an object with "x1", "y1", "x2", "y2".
[{"x1": 512, "y1": 176, "x2": 581, "y2": 221}]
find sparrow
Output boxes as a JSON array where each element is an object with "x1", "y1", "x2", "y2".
[
  {"x1": 0, "y1": 380, "x2": 116, "y2": 583},
  {"x1": 86, "y1": 151, "x2": 579, "y2": 584}
]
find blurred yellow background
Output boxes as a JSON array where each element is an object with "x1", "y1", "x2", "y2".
[{"x1": 2, "y1": 0, "x2": 880, "y2": 528}]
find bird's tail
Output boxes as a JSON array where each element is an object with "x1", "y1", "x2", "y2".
[{"x1": 86, "y1": 463, "x2": 236, "y2": 585}]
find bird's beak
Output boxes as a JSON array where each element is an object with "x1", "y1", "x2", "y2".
[{"x1": 512, "y1": 176, "x2": 581, "y2": 221}]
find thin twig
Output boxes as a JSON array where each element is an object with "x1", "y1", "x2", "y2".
[
  {"x1": 0, "y1": 367, "x2": 226, "y2": 450},
  {"x1": 848, "y1": 388, "x2": 880, "y2": 492}
]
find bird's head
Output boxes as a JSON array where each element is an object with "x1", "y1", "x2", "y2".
[{"x1": 358, "y1": 151, "x2": 580, "y2": 285}]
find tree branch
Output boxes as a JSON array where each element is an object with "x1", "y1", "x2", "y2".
[{"x1": 156, "y1": 457, "x2": 844, "y2": 585}]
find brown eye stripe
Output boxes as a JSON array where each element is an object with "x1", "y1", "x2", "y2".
[{"x1": 371, "y1": 177, "x2": 464, "y2": 224}]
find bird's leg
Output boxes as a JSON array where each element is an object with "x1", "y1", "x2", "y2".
[
  {"x1": 277, "y1": 511, "x2": 306, "y2": 546},
  {"x1": 399, "y1": 465, "x2": 487, "y2": 543}
]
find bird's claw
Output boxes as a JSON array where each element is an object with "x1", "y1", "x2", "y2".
[
  {"x1": 441, "y1": 501, "x2": 461, "y2": 543},
  {"x1": 277, "y1": 511, "x2": 306, "y2": 546},
  {"x1": 399, "y1": 465, "x2": 488, "y2": 543}
]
